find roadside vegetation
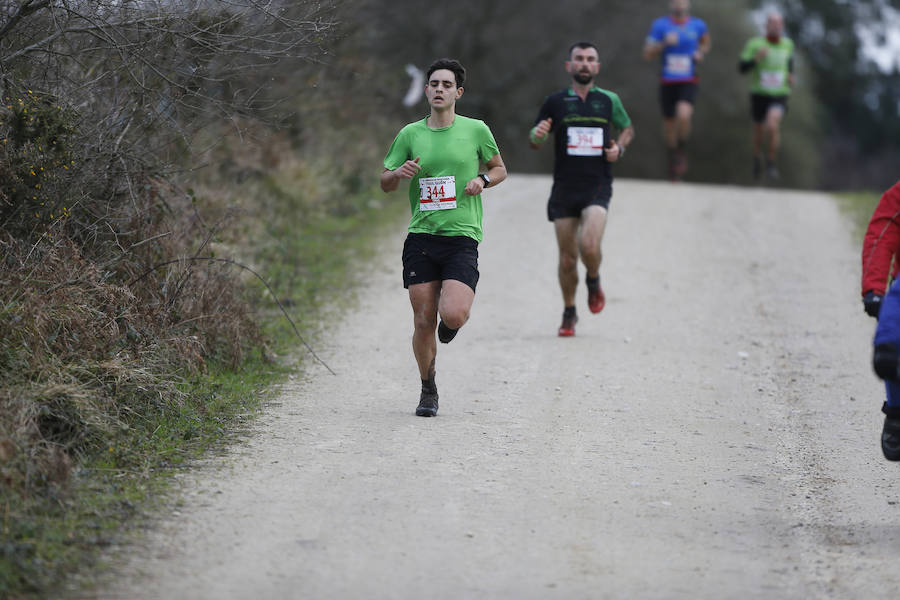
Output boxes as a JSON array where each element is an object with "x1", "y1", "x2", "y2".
[
  {"x1": 0, "y1": 2, "x2": 409, "y2": 597},
  {"x1": 837, "y1": 191, "x2": 881, "y2": 243}
]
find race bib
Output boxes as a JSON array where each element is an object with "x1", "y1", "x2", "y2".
[
  {"x1": 760, "y1": 70, "x2": 785, "y2": 89},
  {"x1": 567, "y1": 127, "x2": 604, "y2": 156},
  {"x1": 665, "y1": 53, "x2": 692, "y2": 76},
  {"x1": 419, "y1": 176, "x2": 457, "y2": 211}
]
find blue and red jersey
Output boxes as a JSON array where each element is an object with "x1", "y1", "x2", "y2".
[{"x1": 647, "y1": 15, "x2": 709, "y2": 83}]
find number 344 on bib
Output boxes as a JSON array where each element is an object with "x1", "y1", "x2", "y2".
[{"x1": 419, "y1": 176, "x2": 457, "y2": 211}]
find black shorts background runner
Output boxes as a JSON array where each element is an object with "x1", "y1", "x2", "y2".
[
  {"x1": 750, "y1": 94, "x2": 789, "y2": 123},
  {"x1": 547, "y1": 179, "x2": 612, "y2": 221},
  {"x1": 659, "y1": 83, "x2": 698, "y2": 118}
]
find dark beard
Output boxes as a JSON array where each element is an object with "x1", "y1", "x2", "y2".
[{"x1": 573, "y1": 72, "x2": 593, "y2": 85}]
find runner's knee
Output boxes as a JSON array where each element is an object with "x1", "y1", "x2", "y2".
[
  {"x1": 413, "y1": 310, "x2": 438, "y2": 332},
  {"x1": 440, "y1": 307, "x2": 469, "y2": 329},
  {"x1": 559, "y1": 252, "x2": 578, "y2": 272}
]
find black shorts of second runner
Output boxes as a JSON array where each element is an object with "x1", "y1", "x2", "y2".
[
  {"x1": 750, "y1": 94, "x2": 789, "y2": 123},
  {"x1": 547, "y1": 179, "x2": 612, "y2": 221},
  {"x1": 659, "y1": 82, "x2": 698, "y2": 118},
  {"x1": 402, "y1": 232, "x2": 480, "y2": 292}
]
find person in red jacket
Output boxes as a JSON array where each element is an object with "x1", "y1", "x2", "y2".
[
  {"x1": 861, "y1": 180, "x2": 900, "y2": 460},
  {"x1": 862, "y1": 181, "x2": 900, "y2": 315}
]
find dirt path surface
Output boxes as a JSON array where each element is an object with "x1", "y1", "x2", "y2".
[{"x1": 101, "y1": 177, "x2": 900, "y2": 599}]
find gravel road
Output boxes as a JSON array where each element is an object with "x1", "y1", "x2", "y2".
[{"x1": 100, "y1": 176, "x2": 900, "y2": 599}]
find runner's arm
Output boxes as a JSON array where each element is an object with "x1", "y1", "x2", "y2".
[
  {"x1": 643, "y1": 20, "x2": 666, "y2": 61},
  {"x1": 698, "y1": 32, "x2": 711, "y2": 58},
  {"x1": 529, "y1": 118, "x2": 553, "y2": 149},
  {"x1": 465, "y1": 153, "x2": 507, "y2": 195},
  {"x1": 862, "y1": 182, "x2": 900, "y2": 297},
  {"x1": 738, "y1": 39, "x2": 758, "y2": 73},
  {"x1": 380, "y1": 157, "x2": 421, "y2": 193},
  {"x1": 380, "y1": 169, "x2": 400, "y2": 193},
  {"x1": 616, "y1": 125, "x2": 635, "y2": 151},
  {"x1": 642, "y1": 39, "x2": 663, "y2": 61},
  {"x1": 483, "y1": 154, "x2": 507, "y2": 187},
  {"x1": 606, "y1": 125, "x2": 635, "y2": 163}
]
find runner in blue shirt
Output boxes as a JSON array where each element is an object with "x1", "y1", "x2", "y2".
[{"x1": 643, "y1": 0, "x2": 711, "y2": 181}]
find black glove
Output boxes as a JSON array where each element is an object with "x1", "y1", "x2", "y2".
[{"x1": 864, "y1": 291, "x2": 884, "y2": 318}]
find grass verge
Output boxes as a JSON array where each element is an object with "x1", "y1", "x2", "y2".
[
  {"x1": 2, "y1": 170, "x2": 407, "y2": 599},
  {"x1": 836, "y1": 190, "x2": 881, "y2": 243}
]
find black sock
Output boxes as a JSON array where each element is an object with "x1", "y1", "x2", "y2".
[
  {"x1": 586, "y1": 275, "x2": 600, "y2": 290},
  {"x1": 563, "y1": 305, "x2": 576, "y2": 319},
  {"x1": 421, "y1": 375, "x2": 436, "y2": 394}
]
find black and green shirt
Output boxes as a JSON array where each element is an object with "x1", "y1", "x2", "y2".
[{"x1": 534, "y1": 87, "x2": 631, "y2": 185}]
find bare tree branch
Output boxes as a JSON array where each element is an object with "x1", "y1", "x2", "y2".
[{"x1": 0, "y1": 0, "x2": 50, "y2": 42}]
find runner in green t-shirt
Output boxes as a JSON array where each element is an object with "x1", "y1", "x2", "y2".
[
  {"x1": 739, "y1": 11, "x2": 795, "y2": 181},
  {"x1": 381, "y1": 58, "x2": 507, "y2": 417}
]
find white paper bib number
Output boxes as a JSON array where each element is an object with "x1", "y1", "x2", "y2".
[
  {"x1": 567, "y1": 127, "x2": 604, "y2": 157},
  {"x1": 760, "y1": 70, "x2": 785, "y2": 89},
  {"x1": 666, "y1": 53, "x2": 692, "y2": 76},
  {"x1": 419, "y1": 176, "x2": 457, "y2": 211}
]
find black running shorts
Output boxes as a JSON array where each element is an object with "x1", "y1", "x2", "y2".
[
  {"x1": 750, "y1": 94, "x2": 789, "y2": 123},
  {"x1": 547, "y1": 180, "x2": 612, "y2": 221},
  {"x1": 659, "y1": 82, "x2": 698, "y2": 118},
  {"x1": 402, "y1": 233, "x2": 480, "y2": 292}
]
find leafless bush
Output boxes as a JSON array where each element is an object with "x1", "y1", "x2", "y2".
[
  {"x1": 0, "y1": 0, "x2": 334, "y2": 501},
  {"x1": 1, "y1": 0, "x2": 337, "y2": 250}
]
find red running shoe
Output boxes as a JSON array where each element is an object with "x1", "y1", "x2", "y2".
[
  {"x1": 558, "y1": 312, "x2": 578, "y2": 337},
  {"x1": 588, "y1": 284, "x2": 605, "y2": 314}
]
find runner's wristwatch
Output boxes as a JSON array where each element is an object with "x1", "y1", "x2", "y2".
[{"x1": 479, "y1": 173, "x2": 491, "y2": 187}]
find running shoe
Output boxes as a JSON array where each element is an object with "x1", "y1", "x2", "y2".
[
  {"x1": 558, "y1": 310, "x2": 578, "y2": 337},
  {"x1": 883, "y1": 403, "x2": 900, "y2": 461},
  {"x1": 765, "y1": 161, "x2": 779, "y2": 181},
  {"x1": 437, "y1": 320, "x2": 458, "y2": 344},
  {"x1": 587, "y1": 277, "x2": 605, "y2": 314},
  {"x1": 416, "y1": 389, "x2": 439, "y2": 417},
  {"x1": 667, "y1": 149, "x2": 680, "y2": 182},
  {"x1": 674, "y1": 148, "x2": 688, "y2": 179}
]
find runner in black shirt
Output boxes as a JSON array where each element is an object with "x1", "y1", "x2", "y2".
[{"x1": 530, "y1": 42, "x2": 634, "y2": 337}]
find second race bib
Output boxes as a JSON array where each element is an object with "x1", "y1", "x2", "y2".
[
  {"x1": 567, "y1": 127, "x2": 604, "y2": 157},
  {"x1": 665, "y1": 54, "x2": 692, "y2": 76},
  {"x1": 419, "y1": 176, "x2": 457, "y2": 211},
  {"x1": 760, "y1": 70, "x2": 785, "y2": 89}
]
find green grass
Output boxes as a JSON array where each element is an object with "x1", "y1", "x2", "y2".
[
  {"x1": 1, "y1": 355, "x2": 283, "y2": 599},
  {"x1": 836, "y1": 190, "x2": 881, "y2": 243}
]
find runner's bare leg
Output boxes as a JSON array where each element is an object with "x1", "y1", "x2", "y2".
[
  {"x1": 752, "y1": 122, "x2": 764, "y2": 157},
  {"x1": 578, "y1": 206, "x2": 608, "y2": 279},
  {"x1": 675, "y1": 100, "x2": 694, "y2": 143},
  {"x1": 554, "y1": 217, "x2": 581, "y2": 307},
  {"x1": 438, "y1": 279, "x2": 475, "y2": 330},
  {"x1": 764, "y1": 106, "x2": 784, "y2": 162},
  {"x1": 409, "y1": 281, "x2": 441, "y2": 380}
]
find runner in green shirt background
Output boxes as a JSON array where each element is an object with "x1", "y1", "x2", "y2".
[
  {"x1": 739, "y1": 11, "x2": 795, "y2": 181},
  {"x1": 381, "y1": 58, "x2": 507, "y2": 418}
]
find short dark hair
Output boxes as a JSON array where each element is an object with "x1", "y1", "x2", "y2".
[
  {"x1": 426, "y1": 58, "x2": 466, "y2": 88},
  {"x1": 568, "y1": 42, "x2": 599, "y2": 59}
]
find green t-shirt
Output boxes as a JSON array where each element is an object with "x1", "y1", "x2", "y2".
[
  {"x1": 740, "y1": 36, "x2": 795, "y2": 96},
  {"x1": 383, "y1": 115, "x2": 500, "y2": 243}
]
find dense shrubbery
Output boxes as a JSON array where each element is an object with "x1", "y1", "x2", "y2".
[{"x1": 0, "y1": 1, "x2": 343, "y2": 595}]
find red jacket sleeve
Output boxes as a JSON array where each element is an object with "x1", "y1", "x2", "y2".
[{"x1": 862, "y1": 181, "x2": 900, "y2": 296}]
